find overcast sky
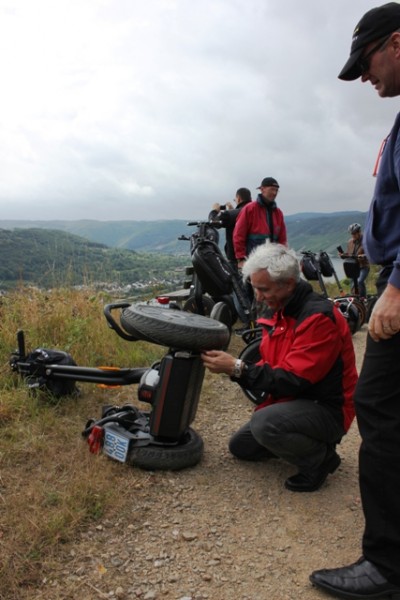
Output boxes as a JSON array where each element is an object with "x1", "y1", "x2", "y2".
[{"x1": 0, "y1": 0, "x2": 398, "y2": 221}]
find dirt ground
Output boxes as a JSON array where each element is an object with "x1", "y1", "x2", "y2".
[{"x1": 27, "y1": 326, "x2": 368, "y2": 600}]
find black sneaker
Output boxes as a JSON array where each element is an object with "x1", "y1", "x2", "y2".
[{"x1": 284, "y1": 451, "x2": 341, "y2": 492}]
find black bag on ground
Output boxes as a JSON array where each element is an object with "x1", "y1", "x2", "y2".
[
  {"x1": 24, "y1": 348, "x2": 78, "y2": 398},
  {"x1": 191, "y1": 238, "x2": 233, "y2": 297}
]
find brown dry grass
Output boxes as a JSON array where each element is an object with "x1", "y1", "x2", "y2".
[{"x1": 0, "y1": 287, "x2": 165, "y2": 599}]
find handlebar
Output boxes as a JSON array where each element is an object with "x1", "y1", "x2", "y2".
[
  {"x1": 178, "y1": 220, "x2": 223, "y2": 242},
  {"x1": 103, "y1": 302, "x2": 140, "y2": 342},
  {"x1": 186, "y1": 220, "x2": 223, "y2": 227}
]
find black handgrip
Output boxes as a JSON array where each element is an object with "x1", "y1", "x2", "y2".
[
  {"x1": 103, "y1": 303, "x2": 140, "y2": 342},
  {"x1": 17, "y1": 330, "x2": 26, "y2": 359}
]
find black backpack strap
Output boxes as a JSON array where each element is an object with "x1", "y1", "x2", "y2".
[{"x1": 266, "y1": 205, "x2": 275, "y2": 242}]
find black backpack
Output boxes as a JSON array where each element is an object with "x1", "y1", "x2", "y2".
[{"x1": 23, "y1": 348, "x2": 78, "y2": 398}]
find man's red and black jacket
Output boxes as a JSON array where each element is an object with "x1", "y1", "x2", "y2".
[{"x1": 237, "y1": 280, "x2": 357, "y2": 433}]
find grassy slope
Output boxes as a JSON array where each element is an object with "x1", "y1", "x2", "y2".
[{"x1": 0, "y1": 287, "x2": 166, "y2": 596}]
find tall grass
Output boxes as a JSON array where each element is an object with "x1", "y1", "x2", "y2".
[{"x1": 0, "y1": 286, "x2": 165, "y2": 598}]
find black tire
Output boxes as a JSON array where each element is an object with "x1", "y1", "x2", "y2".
[
  {"x1": 127, "y1": 428, "x2": 203, "y2": 470},
  {"x1": 334, "y1": 298, "x2": 361, "y2": 335},
  {"x1": 210, "y1": 301, "x2": 233, "y2": 330},
  {"x1": 183, "y1": 294, "x2": 215, "y2": 316},
  {"x1": 219, "y1": 294, "x2": 238, "y2": 326},
  {"x1": 210, "y1": 302, "x2": 232, "y2": 350},
  {"x1": 238, "y1": 339, "x2": 267, "y2": 405},
  {"x1": 347, "y1": 304, "x2": 362, "y2": 334},
  {"x1": 120, "y1": 304, "x2": 230, "y2": 350},
  {"x1": 350, "y1": 297, "x2": 367, "y2": 326}
]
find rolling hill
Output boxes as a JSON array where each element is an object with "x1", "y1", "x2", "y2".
[{"x1": 0, "y1": 211, "x2": 367, "y2": 255}]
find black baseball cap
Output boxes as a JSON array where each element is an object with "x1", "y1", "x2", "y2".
[
  {"x1": 257, "y1": 177, "x2": 279, "y2": 189},
  {"x1": 339, "y1": 2, "x2": 400, "y2": 81}
]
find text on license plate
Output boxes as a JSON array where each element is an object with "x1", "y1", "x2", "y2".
[{"x1": 103, "y1": 429, "x2": 130, "y2": 462}]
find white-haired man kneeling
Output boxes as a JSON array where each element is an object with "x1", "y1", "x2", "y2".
[{"x1": 201, "y1": 242, "x2": 357, "y2": 492}]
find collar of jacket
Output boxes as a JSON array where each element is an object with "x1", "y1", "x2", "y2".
[
  {"x1": 258, "y1": 280, "x2": 314, "y2": 327},
  {"x1": 256, "y1": 194, "x2": 277, "y2": 209}
]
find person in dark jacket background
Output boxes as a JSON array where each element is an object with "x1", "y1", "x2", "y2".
[
  {"x1": 201, "y1": 242, "x2": 357, "y2": 493},
  {"x1": 208, "y1": 187, "x2": 252, "y2": 267}
]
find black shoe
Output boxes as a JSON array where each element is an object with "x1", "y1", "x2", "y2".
[
  {"x1": 284, "y1": 451, "x2": 341, "y2": 492},
  {"x1": 310, "y1": 557, "x2": 400, "y2": 599}
]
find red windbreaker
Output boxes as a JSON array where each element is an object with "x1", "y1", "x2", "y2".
[
  {"x1": 238, "y1": 282, "x2": 357, "y2": 432},
  {"x1": 233, "y1": 198, "x2": 287, "y2": 260}
]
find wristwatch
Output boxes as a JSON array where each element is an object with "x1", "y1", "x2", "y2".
[{"x1": 232, "y1": 359, "x2": 244, "y2": 378}]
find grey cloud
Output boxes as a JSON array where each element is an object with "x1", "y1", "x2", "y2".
[{"x1": 0, "y1": 0, "x2": 395, "y2": 221}]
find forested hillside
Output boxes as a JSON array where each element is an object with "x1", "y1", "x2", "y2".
[
  {"x1": 0, "y1": 228, "x2": 189, "y2": 289},
  {"x1": 287, "y1": 212, "x2": 367, "y2": 252}
]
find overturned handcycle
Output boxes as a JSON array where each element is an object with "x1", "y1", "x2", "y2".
[{"x1": 10, "y1": 303, "x2": 230, "y2": 471}]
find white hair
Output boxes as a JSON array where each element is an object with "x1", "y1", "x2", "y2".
[{"x1": 242, "y1": 242, "x2": 300, "y2": 283}]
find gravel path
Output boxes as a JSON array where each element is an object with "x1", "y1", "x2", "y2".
[{"x1": 32, "y1": 327, "x2": 367, "y2": 600}]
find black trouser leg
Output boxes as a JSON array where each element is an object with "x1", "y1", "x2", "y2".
[{"x1": 356, "y1": 332, "x2": 400, "y2": 584}]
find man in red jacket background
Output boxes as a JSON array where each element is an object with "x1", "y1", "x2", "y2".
[
  {"x1": 201, "y1": 242, "x2": 357, "y2": 492},
  {"x1": 233, "y1": 176, "x2": 287, "y2": 271}
]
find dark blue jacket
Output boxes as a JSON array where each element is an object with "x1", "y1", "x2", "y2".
[{"x1": 364, "y1": 112, "x2": 400, "y2": 288}]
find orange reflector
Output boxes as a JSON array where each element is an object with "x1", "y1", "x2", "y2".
[
  {"x1": 97, "y1": 384, "x2": 122, "y2": 389},
  {"x1": 96, "y1": 366, "x2": 122, "y2": 388}
]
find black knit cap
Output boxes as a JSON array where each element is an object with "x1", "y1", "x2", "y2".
[
  {"x1": 339, "y1": 2, "x2": 400, "y2": 81},
  {"x1": 257, "y1": 177, "x2": 279, "y2": 189}
]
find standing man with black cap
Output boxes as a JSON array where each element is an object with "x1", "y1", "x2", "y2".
[
  {"x1": 310, "y1": 4, "x2": 400, "y2": 599},
  {"x1": 233, "y1": 177, "x2": 287, "y2": 270}
]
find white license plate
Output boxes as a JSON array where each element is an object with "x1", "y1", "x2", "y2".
[{"x1": 103, "y1": 428, "x2": 130, "y2": 463}]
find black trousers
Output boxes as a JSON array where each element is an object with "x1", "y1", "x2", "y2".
[
  {"x1": 356, "y1": 331, "x2": 400, "y2": 584},
  {"x1": 355, "y1": 265, "x2": 400, "y2": 583},
  {"x1": 229, "y1": 400, "x2": 344, "y2": 472}
]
